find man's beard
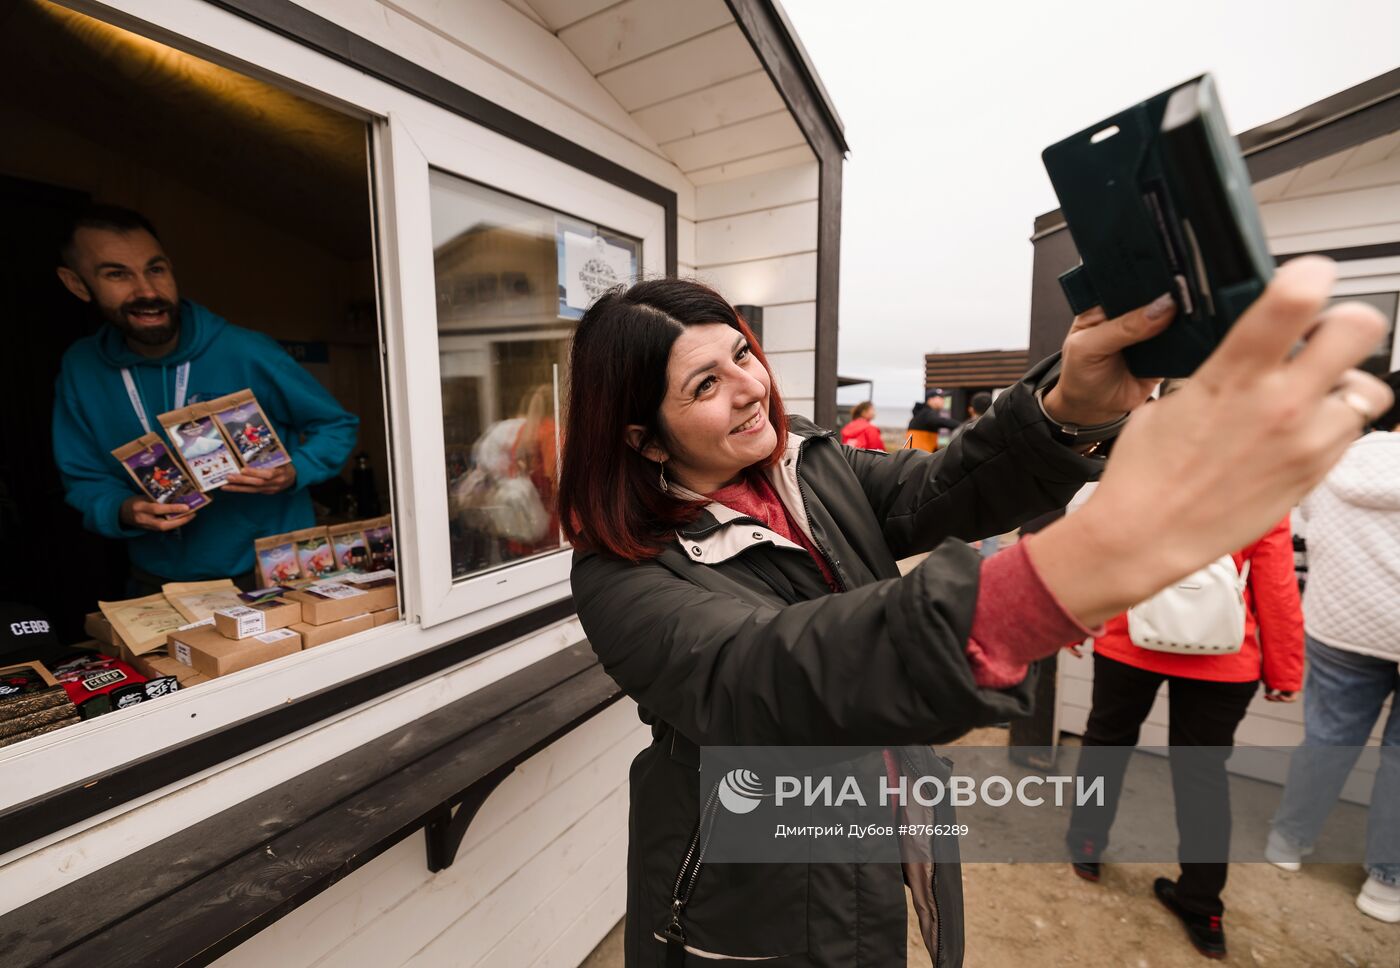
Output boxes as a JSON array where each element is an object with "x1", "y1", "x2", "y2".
[{"x1": 102, "y1": 297, "x2": 180, "y2": 347}]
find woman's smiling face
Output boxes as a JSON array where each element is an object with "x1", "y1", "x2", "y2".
[{"x1": 628, "y1": 322, "x2": 777, "y2": 494}]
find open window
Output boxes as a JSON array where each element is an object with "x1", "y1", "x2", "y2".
[
  {"x1": 1, "y1": 1, "x2": 394, "y2": 658},
  {"x1": 382, "y1": 112, "x2": 665, "y2": 627},
  {"x1": 0, "y1": 0, "x2": 670, "y2": 811}
]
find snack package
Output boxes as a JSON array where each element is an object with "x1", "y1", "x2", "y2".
[
  {"x1": 157, "y1": 404, "x2": 239, "y2": 491},
  {"x1": 362, "y1": 515, "x2": 395, "y2": 571},
  {"x1": 162, "y1": 579, "x2": 245, "y2": 624},
  {"x1": 239, "y1": 586, "x2": 294, "y2": 605},
  {"x1": 207, "y1": 390, "x2": 291, "y2": 469},
  {"x1": 111, "y1": 434, "x2": 210, "y2": 511},
  {"x1": 0, "y1": 660, "x2": 58, "y2": 700},
  {"x1": 98, "y1": 593, "x2": 187, "y2": 656},
  {"x1": 327, "y1": 522, "x2": 370, "y2": 572},
  {"x1": 254, "y1": 533, "x2": 303, "y2": 587},
  {"x1": 0, "y1": 684, "x2": 81, "y2": 746},
  {"x1": 292, "y1": 527, "x2": 337, "y2": 579},
  {"x1": 50, "y1": 653, "x2": 179, "y2": 718}
]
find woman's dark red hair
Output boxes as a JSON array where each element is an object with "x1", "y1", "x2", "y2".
[{"x1": 558, "y1": 278, "x2": 790, "y2": 561}]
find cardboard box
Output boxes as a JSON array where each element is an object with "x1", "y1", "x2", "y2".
[
  {"x1": 84, "y1": 612, "x2": 120, "y2": 647},
  {"x1": 294, "y1": 612, "x2": 374, "y2": 649},
  {"x1": 371, "y1": 606, "x2": 400, "y2": 627},
  {"x1": 287, "y1": 574, "x2": 396, "y2": 625},
  {"x1": 130, "y1": 653, "x2": 212, "y2": 688},
  {"x1": 212, "y1": 598, "x2": 302, "y2": 640},
  {"x1": 167, "y1": 624, "x2": 301, "y2": 678}
]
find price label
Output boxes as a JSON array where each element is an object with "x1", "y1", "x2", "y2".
[
  {"x1": 216, "y1": 606, "x2": 266, "y2": 638},
  {"x1": 307, "y1": 582, "x2": 366, "y2": 600},
  {"x1": 255, "y1": 628, "x2": 298, "y2": 644}
]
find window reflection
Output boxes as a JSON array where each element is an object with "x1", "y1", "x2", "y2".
[{"x1": 429, "y1": 170, "x2": 639, "y2": 580}]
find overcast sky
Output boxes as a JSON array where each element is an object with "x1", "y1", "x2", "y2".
[{"x1": 780, "y1": 0, "x2": 1400, "y2": 421}]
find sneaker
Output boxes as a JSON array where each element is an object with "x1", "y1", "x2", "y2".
[
  {"x1": 1356, "y1": 875, "x2": 1400, "y2": 923},
  {"x1": 1265, "y1": 828, "x2": 1303, "y2": 872},
  {"x1": 1153, "y1": 877, "x2": 1226, "y2": 959},
  {"x1": 1071, "y1": 861, "x2": 1102, "y2": 882}
]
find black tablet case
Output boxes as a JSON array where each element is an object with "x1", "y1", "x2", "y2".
[{"x1": 1042, "y1": 74, "x2": 1273, "y2": 377}]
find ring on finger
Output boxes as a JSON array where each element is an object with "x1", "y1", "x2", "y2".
[{"x1": 1335, "y1": 390, "x2": 1375, "y2": 427}]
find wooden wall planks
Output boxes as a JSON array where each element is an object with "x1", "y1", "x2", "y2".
[
  {"x1": 209, "y1": 700, "x2": 648, "y2": 968},
  {"x1": 557, "y1": 0, "x2": 733, "y2": 75},
  {"x1": 756, "y1": 301, "x2": 817, "y2": 354},
  {"x1": 632, "y1": 70, "x2": 785, "y2": 145},
  {"x1": 696, "y1": 250, "x2": 817, "y2": 306},
  {"x1": 695, "y1": 198, "x2": 817, "y2": 267},
  {"x1": 696, "y1": 161, "x2": 820, "y2": 220},
  {"x1": 597, "y1": 23, "x2": 759, "y2": 113}
]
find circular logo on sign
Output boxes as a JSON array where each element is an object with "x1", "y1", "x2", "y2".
[{"x1": 578, "y1": 257, "x2": 619, "y2": 301}]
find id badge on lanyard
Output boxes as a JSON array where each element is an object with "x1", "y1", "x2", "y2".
[{"x1": 121, "y1": 362, "x2": 190, "y2": 435}]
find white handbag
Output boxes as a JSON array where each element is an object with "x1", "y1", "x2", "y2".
[{"x1": 1126, "y1": 556, "x2": 1251, "y2": 655}]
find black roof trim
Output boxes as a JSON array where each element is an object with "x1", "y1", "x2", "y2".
[{"x1": 763, "y1": 0, "x2": 848, "y2": 152}]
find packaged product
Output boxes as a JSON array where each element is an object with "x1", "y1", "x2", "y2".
[
  {"x1": 254, "y1": 533, "x2": 303, "y2": 587},
  {"x1": 98, "y1": 593, "x2": 187, "y2": 657},
  {"x1": 161, "y1": 578, "x2": 245, "y2": 624},
  {"x1": 207, "y1": 389, "x2": 291, "y2": 469},
  {"x1": 361, "y1": 515, "x2": 395, "y2": 571},
  {"x1": 111, "y1": 434, "x2": 210, "y2": 511},
  {"x1": 292, "y1": 526, "x2": 337, "y2": 579},
  {"x1": 157, "y1": 403, "x2": 238, "y2": 491},
  {"x1": 327, "y1": 522, "x2": 370, "y2": 572}
]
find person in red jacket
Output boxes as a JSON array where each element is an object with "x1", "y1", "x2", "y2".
[
  {"x1": 1064, "y1": 513, "x2": 1304, "y2": 960},
  {"x1": 839, "y1": 401, "x2": 886, "y2": 451}
]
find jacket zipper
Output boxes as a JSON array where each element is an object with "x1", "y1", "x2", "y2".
[
  {"x1": 792, "y1": 438, "x2": 846, "y2": 592},
  {"x1": 899, "y1": 746, "x2": 942, "y2": 963},
  {"x1": 663, "y1": 779, "x2": 722, "y2": 945}
]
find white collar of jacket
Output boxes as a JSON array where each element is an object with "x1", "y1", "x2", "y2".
[{"x1": 671, "y1": 430, "x2": 826, "y2": 565}]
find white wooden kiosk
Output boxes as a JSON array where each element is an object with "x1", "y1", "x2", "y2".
[
  {"x1": 0, "y1": 2, "x2": 846, "y2": 965},
  {"x1": 1028, "y1": 69, "x2": 1400, "y2": 792}
]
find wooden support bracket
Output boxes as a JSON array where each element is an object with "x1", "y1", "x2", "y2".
[{"x1": 423, "y1": 763, "x2": 516, "y2": 872}]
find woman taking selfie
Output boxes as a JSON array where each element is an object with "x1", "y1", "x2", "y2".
[{"x1": 558, "y1": 258, "x2": 1389, "y2": 968}]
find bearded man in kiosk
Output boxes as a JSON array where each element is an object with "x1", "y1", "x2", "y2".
[{"x1": 52, "y1": 205, "x2": 358, "y2": 594}]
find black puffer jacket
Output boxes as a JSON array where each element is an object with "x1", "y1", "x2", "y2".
[{"x1": 572, "y1": 356, "x2": 1102, "y2": 966}]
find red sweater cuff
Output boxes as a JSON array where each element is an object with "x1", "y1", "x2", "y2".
[{"x1": 965, "y1": 538, "x2": 1101, "y2": 690}]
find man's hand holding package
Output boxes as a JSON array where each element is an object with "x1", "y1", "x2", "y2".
[
  {"x1": 120, "y1": 497, "x2": 196, "y2": 532},
  {"x1": 224, "y1": 464, "x2": 297, "y2": 495}
]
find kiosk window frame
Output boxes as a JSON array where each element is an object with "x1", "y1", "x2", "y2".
[{"x1": 0, "y1": 0, "x2": 674, "y2": 850}]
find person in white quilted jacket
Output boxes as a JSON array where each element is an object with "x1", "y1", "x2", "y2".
[{"x1": 1267, "y1": 370, "x2": 1400, "y2": 923}]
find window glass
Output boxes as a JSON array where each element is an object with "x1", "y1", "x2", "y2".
[{"x1": 429, "y1": 170, "x2": 641, "y2": 580}]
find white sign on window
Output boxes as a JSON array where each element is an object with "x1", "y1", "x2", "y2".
[{"x1": 561, "y1": 230, "x2": 633, "y2": 314}]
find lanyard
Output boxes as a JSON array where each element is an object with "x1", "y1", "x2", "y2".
[{"x1": 122, "y1": 362, "x2": 190, "y2": 435}]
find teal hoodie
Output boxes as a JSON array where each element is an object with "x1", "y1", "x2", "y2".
[{"x1": 53, "y1": 300, "x2": 359, "y2": 580}]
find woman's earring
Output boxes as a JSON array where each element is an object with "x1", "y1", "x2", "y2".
[{"x1": 658, "y1": 460, "x2": 670, "y2": 493}]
